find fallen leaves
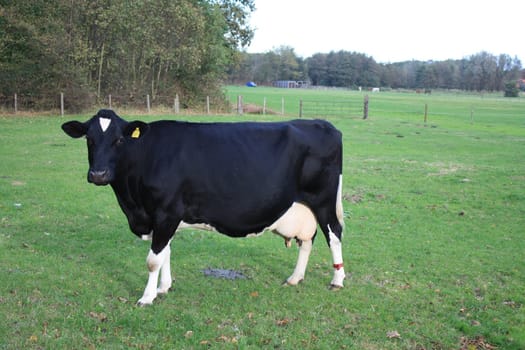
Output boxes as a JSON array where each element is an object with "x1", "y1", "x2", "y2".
[
  {"x1": 117, "y1": 296, "x2": 128, "y2": 304},
  {"x1": 216, "y1": 335, "x2": 238, "y2": 343},
  {"x1": 386, "y1": 330, "x2": 401, "y2": 339},
  {"x1": 276, "y1": 318, "x2": 291, "y2": 327},
  {"x1": 503, "y1": 300, "x2": 521, "y2": 309},
  {"x1": 88, "y1": 311, "x2": 107, "y2": 322},
  {"x1": 459, "y1": 336, "x2": 497, "y2": 350}
]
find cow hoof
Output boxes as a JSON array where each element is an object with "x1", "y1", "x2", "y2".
[
  {"x1": 136, "y1": 297, "x2": 154, "y2": 307},
  {"x1": 136, "y1": 301, "x2": 152, "y2": 307},
  {"x1": 329, "y1": 284, "x2": 343, "y2": 291},
  {"x1": 282, "y1": 278, "x2": 303, "y2": 286}
]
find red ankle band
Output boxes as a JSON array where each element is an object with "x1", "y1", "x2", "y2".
[{"x1": 333, "y1": 263, "x2": 344, "y2": 270}]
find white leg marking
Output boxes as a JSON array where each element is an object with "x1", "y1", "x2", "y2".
[
  {"x1": 137, "y1": 243, "x2": 171, "y2": 306},
  {"x1": 286, "y1": 239, "x2": 313, "y2": 285},
  {"x1": 328, "y1": 225, "x2": 345, "y2": 288},
  {"x1": 99, "y1": 117, "x2": 111, "y2": 132},
  {"x1": 157, "y1": 243, "x2": 172, "y2": 294},
  {"x1": 336, "y1": 174, "x2": 345, "y2": 228}
]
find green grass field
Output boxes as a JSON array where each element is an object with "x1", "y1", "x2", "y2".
[{"x1": 1, "y1": 88, "x2": 524, "y2": 349}]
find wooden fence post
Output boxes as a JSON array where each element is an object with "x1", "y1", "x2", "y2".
[
  {"x1": 363, "y1": 95, "x2": 369, "y2": 119},
  {"x1": 237, "y1": 95, "x2": 243, "y2": 114},
  {"x1": 263, "y1": 97, "x2": 267, "y2": 115},
  {"x1": 424, "y1": 103, "x2": 428, "y2": 124},
  {"x1": 281, "y1": 97, "x2": 284, "y2": 115},
  {"x1": 108, "y1": 94, "x2": 112, "y2": 109},
  {"x1": 206, "y1": 96, "x2": 210, "y2": 114},
  {"x1": 146, "y1": 94, "x2": 151, "y2": 113},
  {"x1": 14, "y1": 93, "x2": 17, "y2": 114},
  {"x1": 60, "y1": 93, "x2": 64, "y2": 117},
  {"x1": 174, "y1": 94, "x2": 180, "y2": 113},
  {"x1": 299, "y1": 99, "x2": 303, "y2": 118}
]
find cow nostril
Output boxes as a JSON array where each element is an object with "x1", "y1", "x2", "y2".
[
  {"x1": 88, "y1": 170, "x2": 111, "y2": 185},
  {"x1": 89, "y1": 170, "x2": 106, "y2": 176}
]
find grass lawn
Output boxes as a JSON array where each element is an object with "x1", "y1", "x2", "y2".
[{"x1": 0, "y1": 89, "x2": 524, "y2": 349}]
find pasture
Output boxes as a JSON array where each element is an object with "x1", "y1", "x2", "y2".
[{"x1": 1, "y1": 88, "x2": 524, "y2": 349}]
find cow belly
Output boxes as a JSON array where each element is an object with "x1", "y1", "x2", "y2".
[
  {"x1": 267, "y1": 202, "x2": 317, "y2": 241},
  {"x1": 178, "y1": 202, "x2": 317, "y2": 241}
]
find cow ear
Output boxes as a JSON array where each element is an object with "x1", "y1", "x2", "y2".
[
  {"x1": 62, "y1": 121, "x2": 87, "y2": 138},
  {"x1": 124, "y1": 121, "x2": 149, "y2": 139}
]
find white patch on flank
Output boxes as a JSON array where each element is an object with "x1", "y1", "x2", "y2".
[
  {"x1": 137, "y1": 240, "x2": 172, "y2": 306},
  {"x1": 336, "y1": 174, "x2": 345, "y2": 229},
  {"x1": 328, "y1": 225, "x2": 345, "y2": 287},
  {"x1": 246, "y1": 231, "x2": 265, "y2": 238},
  {"x1": 99, "y1": 117, "x2": 111, "y2": 132},
  {"x1": 177, "y1": 221, "x2": 216, "y2": 232}
]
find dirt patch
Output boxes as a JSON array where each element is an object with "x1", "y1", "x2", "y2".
[
  {"x1": 426, "y1": 162, "x2": 473, "y2": 177},
  {"x1": 240, "y1": 104, "x2": 278, "y2": 115}
]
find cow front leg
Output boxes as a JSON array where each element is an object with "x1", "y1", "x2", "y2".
[
  {"x1": 157, "y1": 242, "x2": 172, "y2": 294},
  {"x1": 285, "y1": 239, "x2": 313, "y2": 285},
  {"x1": 137, "y1": 243, "x2": 171, "y2": 306}
]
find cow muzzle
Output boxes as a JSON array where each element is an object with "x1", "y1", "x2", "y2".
[{"x1": 88, "y1": 169, "x2": 112, "y2": 185}]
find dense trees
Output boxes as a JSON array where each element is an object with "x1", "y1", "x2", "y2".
[
  {"x1": 227, "y1": 46, "x2": 307, "y2": 84},
  {"x1": 0, "y1": 0, "x2": 255, "y2": 110},
  {"x1": 228, "y1": 49, "x2": 523, "y2": 93}
]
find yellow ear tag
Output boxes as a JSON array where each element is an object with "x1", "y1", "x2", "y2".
[{"x1": 131, "y1": 127, "x2": 140, "y2": 138}]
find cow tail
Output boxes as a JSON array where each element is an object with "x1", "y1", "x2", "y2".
[{"x1": 336, "y1": 136, "x2": 344, "y2": 230}]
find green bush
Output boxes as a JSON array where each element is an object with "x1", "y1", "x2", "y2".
[{"x1": 504, "y1": 81, "x2": 520, "y2": 97}]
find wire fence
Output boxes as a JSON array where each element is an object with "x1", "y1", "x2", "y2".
[
  {"x1": 300, "y1": 100, "x2": 363, "y2": 118},
  {"x1": 2, "y1": 91, "x2": 512, "y2": 126},
  {"x1": 0, "y1": 92, "x2": 230, "y2": 115}
]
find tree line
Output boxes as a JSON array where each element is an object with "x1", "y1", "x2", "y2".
[
  {"x1": 0, "y1": 0, "x2": 254, "y2": 111},
  {"x1": 228, "y1": 47, "x2": 524, "y2": 92}
]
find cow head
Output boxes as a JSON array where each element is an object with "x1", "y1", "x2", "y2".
[{"x1": 62, "y1": 109, "x2": 147, "y2": 186}]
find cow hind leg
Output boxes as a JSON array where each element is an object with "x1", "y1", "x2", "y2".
[
  {"x1": 285, "y1": 239, "x2": 313, "y2": 285},
  {"x1": 327, "y1": 224, "x2": 345, "y2": 289},
  {"x1": 317, "y1": 175, "x2": 346, "y2": 289}
]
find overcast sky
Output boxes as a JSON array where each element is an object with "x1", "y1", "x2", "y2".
[{"x1": 246, "y1": 0, "x2": 524, "y2": 63}]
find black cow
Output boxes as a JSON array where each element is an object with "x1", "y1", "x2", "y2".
[{"x1": 62, "y1": 109, "x2": 345, "y2": 305}]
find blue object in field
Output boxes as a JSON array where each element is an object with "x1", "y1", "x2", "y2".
[{"x1": 246, "y1": 81, "x2": 257, "y2": 87}]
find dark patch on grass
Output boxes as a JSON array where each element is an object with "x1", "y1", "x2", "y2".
[{"x1": 202, "y1": 268, "x2": 247, "y2": 280}]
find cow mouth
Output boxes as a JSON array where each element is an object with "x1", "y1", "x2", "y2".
[{"x1": 88, "y1": 170, "x2": 112, "y2": 186}]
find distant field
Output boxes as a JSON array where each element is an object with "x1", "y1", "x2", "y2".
[
  {"x1": 1, "y1": 89, "x2": 524, "y2": 349},
  {"x1": 227, "y1": 85, "x2": 524, "y2": 126}
]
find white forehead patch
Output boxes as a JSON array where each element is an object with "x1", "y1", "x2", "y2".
[{"x1": 99, "y1": 117, "x2": 111, "y2": 132}]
